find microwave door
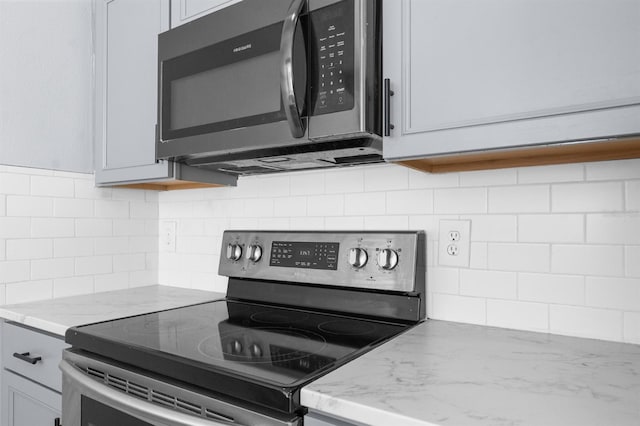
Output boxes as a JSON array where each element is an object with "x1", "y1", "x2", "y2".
[{"x1": 157, "y1": 0, "x2": 309, "y2": 161}]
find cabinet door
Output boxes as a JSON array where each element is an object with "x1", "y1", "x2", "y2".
[
  {"x1": 0, "y1": 1, "x2": 92, "y2": 173},
  {"x1": 94, "y1": 0, "x2": 175, "y2": 185},
  {"x1": 170, "y1": 0, "x2": 242, "y2": 28},
  {"x1": 383, "y1": 0, "x2": 640, "y2": 161},
  {"x1": 2, "y1": 370, "x2": 61, "y2": 426}
]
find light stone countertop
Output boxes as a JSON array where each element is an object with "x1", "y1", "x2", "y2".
[
  {"x1": 302, "y1": 320, "x2": 640, "y2": 426},
  {"x1": 0, "y1": 285, "x2": 224, "y2": 336}
]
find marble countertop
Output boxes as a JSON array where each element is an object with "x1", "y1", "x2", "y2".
[
  {"x1": 0, "y1": 285, "x2": 224, "y2": 336},
  {"x1": 302, "y1": 320, "x2": 640, "y2": 426}
]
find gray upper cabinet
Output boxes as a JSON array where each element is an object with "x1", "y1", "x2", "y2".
[
  {"x1": 94, "y1": 0, "x2": 236, "y2": 189},
  {"x1": 0, "y1": 1, "x2": 92, "y2": 173},
  {"x1": 383, "y1": 0, "x2": 640, "y2": 162},
  {"x1": 170, "y1": 0, "x2": 242, "y2": 28}
]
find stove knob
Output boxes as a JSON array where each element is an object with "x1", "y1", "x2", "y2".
[
  {"x1": 250, "y1": 344, "x2": 262, "y2": 358},
  {"x1": 246, "y1": 244, "x2": 263, "y2": 263},
  {"x1": 226, "y1": 243, "x2": 243, "y2": 261},
  {"x1": 377, "y1": 248, "x2": 399, "y2": 270},
  {"x1": 348, "y1": 248, "x2": 368, "y2": 268}
]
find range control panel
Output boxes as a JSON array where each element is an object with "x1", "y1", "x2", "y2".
[{"x1": 219, "y1": 230, "x2": 425, "y2": 293}]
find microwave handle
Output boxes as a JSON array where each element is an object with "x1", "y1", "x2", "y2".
[{"x1": 280, "y1": 0, "x2": 305, "y2": 138}]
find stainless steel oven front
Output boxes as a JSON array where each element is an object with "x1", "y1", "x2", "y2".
[{"x1": 60, "y1": 350, "x2": 301, "y2": 426}]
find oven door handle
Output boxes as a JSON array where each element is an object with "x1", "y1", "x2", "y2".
[
  {"x1": 280, "y1": 0, "x2": 306, "y2": 138},
  {"x1": 60, "y1": 360, "x2": 243, "y2": 426}
]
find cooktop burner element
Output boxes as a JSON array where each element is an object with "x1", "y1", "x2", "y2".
[{"x1": 65, "y1": 230, "x2": 426, "y2": 416}]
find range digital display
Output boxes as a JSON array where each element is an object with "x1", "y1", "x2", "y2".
[{"x1": 270, "y1": 241, "x2": 339, "y2": 270}]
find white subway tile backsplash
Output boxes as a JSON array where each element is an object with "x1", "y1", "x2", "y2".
[
  {"x1": 31, "y1": 176, "x2": 74, "y2": 197},
  {"x1": 94, "y1": 272, "x2": 129, "y2": 292},
  {"x1": 255, "y1": 175, "x2": 291, "y2": 197},
  {"x1": 0, "y1": 217, "x2": 31, "y2": 238},
  {"x1": 130, "y1": 201, "x2": 158, "y2": 219},
  {"x1": 74, "y1": 179, "x2": 112, "y2": 199},
  {"x1": 290, "y1": 217, "x2": 324, "y2": 230},
  {"x1": 586, "y1": 214, "x2": 640, "y2": 245},
  {"x1": 460, "y1": 269, "x2": 517, "y2": 299},
  {"x1": 0, "y1": 240, "x2": 5, "y2": 261},
  {"x1": 292, "y1": 173, "x2": 325, "y2": 197},
  {"x1": 94, "y1": 237, "x2": 129, "y2": 255},
  {"x1": 113, "y1": 219, "x2": 147, "y2": 236},
  {"x1": 552, "y1": 245, "x2": 624, "y2": 277},
  {"x1": 257, "y1": 217, "x2": 290, "y2": 230},
  {"x1": 243, "y1": 198, "x2": 274, "y2": 218},
  {"x1": 488, "y1": 185, "x2": 549, "y2": 213},
  {"x1": 586, "y1": 277, "x2": 640, "y2": 311},
  {"x1": 386, "y1": 190, "x2": 433, "y2": 215},
  {"x1": 364, "y1": 165, "x2": 408, "y2": 192},
  {"x1": 623, "y1": 312, "x2": 640, "y2": 344},
  {"x1": 518, "y1": 273, "x2": 584, "y2": 305},
  {"x1": 113, "y1": 254, "x2": 146, "y2": 272},
  {"x1": 465, "y1": 215, "x2": 517, "y2": 242},
  {"x1": 517, "y1": 163, "x2": 584, "y2": 184},
  {"x1": 94, "y1": 200, "x2": 130, "y2": 218},
  {"x1": 488, "y1": 243, "x2": 550, "y2": 272},
  {"x1": 363, "y1": 215, "x2": 409, "y2": 230},
  {"x1": 274, "y1": 197, "x2": 307, "y2": 217},
  {"x1": 54, "y1": 198, "x2": 94, "y2": 217},
  {"x1": 585, "y1": 159, "x2": 640, "y2": 181},
  {"x1": 460, "y1": 169, "x2": 517, "y2": 187},
  {"x1": 6, "y1": 239, "x2": 53, "y2": 260},
  {"x1": 627, "y1": 181, "x2": 640, "y2": 211},
  {"x1": 626, "y1": 246, "x2": 640, "y2": 277},
  {"x1": 7, "y1": 196, "x2": 53, "y2": 217},
  {"x1": 469, "y1": 242, "x2": 488, "y2": 269},
  {"x1": 325, "y1": 216, "x2": 364, "y2": 230},
  {"x1": 434, "y1": 188, "x2": 487, "y2": 214},
  {"x1": 53, "y1": 276, "x2": 94, "y2": 298},
  {"x1": 325, "y1": 168, "x2": 364, "y2": 194},
  {"x1": 54, "y1": 238, "x2": 94, "y2": 257},
  {"x1": 431, "y1": 293, "x2": 486, "y2": 325},
  {"x1": 408, "y1": 169, "x2": 459, "y2": 189},
  {"x1": 0, "y1": 195, "x2": 5, "y2": 216},
  {"x1": 75, "y1": 255, "x2": 112, "y2": 276},
  {"x1": 550, "y1": 305, "x2": 623, "y2": 341},
  {"x1": 552, "y1": 182, "x2": 624, "y2": 212},
  {"x1": 308, "y1": 194, "x2": 345, "y2": 216},
  {"x1": 487, "y1": 299, "x2": 548, "y2": 332},
  {"x1": 31, "y1": 258, "x2": 74, "y2": 280},
  {"x1": 5, "y1": 280, "x2": 53, "y2": 304},
  {"x1": 0, "y1": 260, "x2": 30, "y2": 283},
  {"x1": 344, "y1": 192, "x2": 385, "y2": 216},
  {"x1": 427, "y1": 267, "x2": 459, "y2": 294},
  {"x1": 0, "y1": 173, "x2": 30, "y2": 195},
  {"x1": 519, "y1": 214, "x2": 584, "y2": 243},
  {"x1": 31, "y1": 218, "x2": 74, "y2": 238},
  {"x1": 75, "y1": 218, "x2": 112, "y2": 237}
]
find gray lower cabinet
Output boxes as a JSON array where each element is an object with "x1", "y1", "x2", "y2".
[
  {"x1": 94, "y1": 0, "x2": 236, "y2": 189},
  {"x1": 170, "y1": 0, "x2": 242, "y2": 28},
  {"x1": 1, "y1": 322, "x2": 67, "y2": 426},
  {"x1": 383, "y1": 0, "x2": 640, "y2": 162}
]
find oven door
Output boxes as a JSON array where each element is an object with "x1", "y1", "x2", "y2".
[
  {"x1": 157, "y1": 0, "x2": 308, "y2": 160},
  {"x1": 60, "y1": 351, "x2": 301, "y2": 426}
]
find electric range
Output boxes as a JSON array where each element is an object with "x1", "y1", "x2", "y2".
[{"x1": 61, "y1": 231, "x2": 426, "y2": 426}]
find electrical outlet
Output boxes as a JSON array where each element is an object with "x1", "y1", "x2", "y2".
[
  {"x1": 438, "y1": 219, "x2": 471, "y2": 267},
  {"x1": 160, "y1": 220, "x2": 177, "y2": 252}
]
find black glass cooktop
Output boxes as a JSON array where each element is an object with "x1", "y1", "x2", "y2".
[{"x1": 65, "y1": 299, "x2": 409, "y2": 413}]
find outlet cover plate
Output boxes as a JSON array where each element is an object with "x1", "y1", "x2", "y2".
[{"x1": 438, "y1": 219, "x2": 471, "y2": 267}]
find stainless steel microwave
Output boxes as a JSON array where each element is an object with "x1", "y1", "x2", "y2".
[{"x1": 156, "y1": 0, "x2": 383, "y2": 176}]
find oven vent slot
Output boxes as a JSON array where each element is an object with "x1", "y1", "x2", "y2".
[
  {"x1": 106, "y1": 374, "x2": 127, "y2": 392},
  {"x1": 86, "y1": 367, "x2": 105, "y2": 380},
  {"x1": 82, "y1": 365, "x2": 235, "y2": 423}
]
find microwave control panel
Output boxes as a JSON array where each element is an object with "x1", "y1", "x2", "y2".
[{"x1": 310, "y1": 0, "x2": 355, "y2": 116}]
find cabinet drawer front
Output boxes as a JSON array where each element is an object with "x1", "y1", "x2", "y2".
[{"x1": 2, "y1": 322, "x2": 69, "y2": 392}]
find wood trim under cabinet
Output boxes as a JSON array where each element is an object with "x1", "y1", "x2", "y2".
[{"x1": 396, "y1": 137, "x2": 640, "y2": 174}]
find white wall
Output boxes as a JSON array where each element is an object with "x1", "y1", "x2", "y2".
[
  {"x1": 0, "y1": 165, "x2": 159, "y2": 304},
  {"x1": 158, "y1": 159, "x2": 640, "y2": 344}
]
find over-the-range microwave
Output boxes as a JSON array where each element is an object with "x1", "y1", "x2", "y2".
[{"x1": 156, "y1": 0, "x2": 385, "y2": 176}]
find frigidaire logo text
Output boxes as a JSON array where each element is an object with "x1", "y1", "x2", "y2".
[{"x1": 233, "y1": 43, "x2": 252, "y2": 53}]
